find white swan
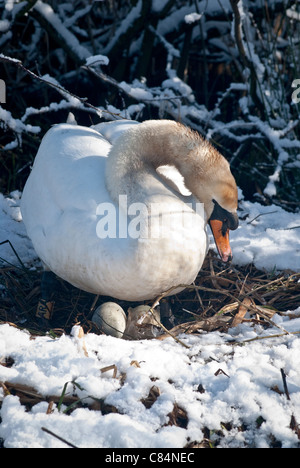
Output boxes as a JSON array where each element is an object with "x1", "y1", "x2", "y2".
[{"x1": 21, "y1": 119, "x2": 238, "y2": 309}]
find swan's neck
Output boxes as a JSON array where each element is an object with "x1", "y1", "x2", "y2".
[{"x1": 105, "y1": 121, "x2": 212, "y2": 205}]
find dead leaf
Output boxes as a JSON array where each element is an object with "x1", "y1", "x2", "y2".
[
  {"x1": 100, "y1": 364, "x2": 118, "y2": 378},
  {"x1": 46, "y1": 401, "x2": 54, "y2": 414},
  {"x1": 290, "y1": 415, "x2": 300, "y2": 440},
  {"x1": 141, "y1": 385, "x2": 161, "y2": 409},
  {"x1": 157, "y1": 315, "x2": 232, "y2": 340},
  {"x1": 167, "y1": 403, "x2": 188, "y2": 429},
  {"x1": 214, "y1": 368, "x2": 230, "y2": 378},
  {"x1": 130, "y1": 360, "x2": 141, "y2": 368},
  {"x1": 76, "y1": 326, "x2": 88, "y2": 357},
  {"x1": 231, "y1": 298, "x2": 253, "y2": 327}
]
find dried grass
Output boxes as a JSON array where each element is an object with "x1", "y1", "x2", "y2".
[
  {"x1": 0, "y1": 253, "x2": 299, "y2": 448},
  {"x1": 0, "y1": 251, "x2": 299, "y2": 339}
]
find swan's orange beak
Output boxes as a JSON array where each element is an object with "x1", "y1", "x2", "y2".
[{"x1": 209, "y1": 219, "x2": 232, "y2": 263}]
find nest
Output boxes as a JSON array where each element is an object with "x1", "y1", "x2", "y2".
[
  {"x1": 0, "y1": 250, "x2": 299, "y2": 339},
  {"x1": 1, "y1": 252, "x2": 300, "y2": 448}
]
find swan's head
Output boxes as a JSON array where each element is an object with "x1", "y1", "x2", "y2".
[
  {"x1": 205, "y1": 175, "x2": 239, "y2": 263},
  {"x1": 182, "y1": 143, "x2": 239, "y2": 263}
]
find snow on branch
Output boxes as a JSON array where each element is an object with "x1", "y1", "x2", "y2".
[
  {"x1": 103, "y1": 0, "x2": 152, "y2": 58},
  {"x1": 0, "y1": 55, "x2": 123, "y2": 149},
  {"x1": 30, "y1": 0, "x2": 91, "y2": 64},
  {"x1": 0, "y1": 0, "x2": 299, "y2": 206}
]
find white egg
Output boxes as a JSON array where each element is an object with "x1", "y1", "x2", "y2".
[{"x1": 92, "y1": 302, "x2": 127, "y2": 338}]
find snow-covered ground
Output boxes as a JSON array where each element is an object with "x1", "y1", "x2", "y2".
[{"x1": 0, "y1": 190, "x2": 300, "y2": 448}]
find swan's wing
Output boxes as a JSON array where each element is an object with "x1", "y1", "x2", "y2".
[
  {"x1": 22, "y1": 124, "x2": 111, "y2": 213},
  {"x1": 157, "y1": 165, "x2": 191, "y2": 197},
  {"x1": 92, "y1": 120, "x2": 139, "y2": 145},
  {"x1": 20, "y1": 124, "x2": 114, "y2": 269}
]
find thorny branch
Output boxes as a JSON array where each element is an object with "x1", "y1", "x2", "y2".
[{"x1": 0, "y1": 54, "x2": 123, "y2": 120}]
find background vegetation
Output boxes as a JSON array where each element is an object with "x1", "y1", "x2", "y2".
[{"x1": 0, "y1": 0, "x2": 300, "y2": 211}]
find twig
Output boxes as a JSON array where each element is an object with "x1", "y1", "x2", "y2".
[
  {"x1": 100, "y1": 364, "x2": 118, "y2": 379},
  {"x1": 41, "y1": 427, "x2": 78, "y2": 448},
  {"x1": 157, "y1": 315, "x2": 233, "y2": 341},
  {"x1": 229, "y1": 0, "x2": 266, "y2": 116},
  {"x1": 0, "y1": 55, "x2": 123, "y2": 120},
  {"x1": 237, "y1": 330, "x2": 300, "y2": 344},
  {"x1": 152, "y1": 281, "x2": 291, "y2": 336},
  {"x1": 247, "y1": 210, "x2": 278, "y2": 224},
  {"x1": 192, "y1": 281, "x2": 204, "y2": 309},
  {"x1": 0, "y1": 240, "x2": 27, "y2": 272},
  {"x1": 280, "y1": 368, "x2": 300, "y2": 440},
  {"x1": 149, "y1": 287, "x2": 191, "y2": 349},
  {"x1": 281, "y1": 368, "x2": 290, "y2": 400},
  {"x1": 278, "y1": 225, "x2": 300, "y2": 231},
  {"x1": 89, "y1": 295, "x2": 99, "y2": 314},
  {"x1": 29, "y1": 1, "x2": 89, "y2": 65},
  {"x1": 84, "y1": 66, "x2": 188, "y2": 104},
  {"x1": 103, "y1": 0, "x2": 152, "y2": 58},
  {"x1": 245, "y1": 273, "x2": 300, "y2": 297},
  {"x1": 14, "y1": 0, "x2": 39, "y2": 19}
]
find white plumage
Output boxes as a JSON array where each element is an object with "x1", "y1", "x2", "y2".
[{"x1": 21, "y1": 120, "x2": 238, "y2": 302}]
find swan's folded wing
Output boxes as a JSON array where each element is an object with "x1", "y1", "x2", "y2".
[{"x1": 92, "y1": 120, "x2": 139, "y2": 145}]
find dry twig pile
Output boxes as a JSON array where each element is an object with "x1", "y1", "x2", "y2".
[{"x1": 1, "y1": 251, "x2": 299, "y2": 338}]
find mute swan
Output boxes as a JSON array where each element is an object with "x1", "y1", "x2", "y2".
[{"x1": 21, "y1": 120, "x2": 239, "y2": 320}]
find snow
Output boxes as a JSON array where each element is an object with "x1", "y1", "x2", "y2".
[
  {"x1": 33, "y1": 1, "x2": 90, "y2": 61},
  {"x1": 118, "y1": 81, "x2": 154, "y2": 101},
  {"x1": 102, "y1": 0, "x2": 144, "y2": 55},
  {"x1": 230, "y1": 197, "x2": 300, "y2": 272},
  {"x1": 85, "y1": 55, "x2": 109, "y2": 67},
  {"x1": 1, "y1": 0, "x2": 299, "y2": 448},
  {"x1": 0, "y1": 191, "x2": 37, "y2": 266},
  {"x1": 287, "y1": 8, "x2": 300, "y2": 22},
  {"x1": 0, "y1": 184, "x2": 300, "y2": 448},
  {"x1": 1, "y1": 8, "x2": 300, "y2": 437},
  {"x1": 185, "y1": 13, "x2": 202, "y2": 25},
  {"x1": 0, "y1": 19, "x2": 10, "y2": 33},
  {"x1": 0, "y1": 106, "x2": 40, "y2": 136},
  {"x1": 1, "y1": 319, "x2": 300, "y2": 448}
]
